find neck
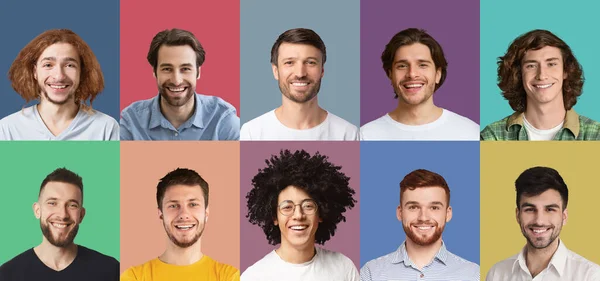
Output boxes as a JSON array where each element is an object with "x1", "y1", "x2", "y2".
[
  {"x1": 159, "y1": 95, "x2": 196, "y2": 129},
  {"x1": 275, "y1": 97, "x2": 326, "y2": 129},
  {"x1": 525, "y1": 239, "x2": 560, "y2": 277},
  {"x1": 405, "y1": 238, "x2": 443, "y2": 270},
  {"x1": 276, "y1": 240, "x2": 316, "y2": 264},
  {"x1": 159, "y1": 240, "x2": 203, "y2": 266},
  {"x1": 389, "y1": 99, "x2": 442, "y2": 125},
  {"x1": 524, "y1": 98, "x2": 566, "y2": 130},
  {"x1": 34, "y1": 239, "x2": 78, "y2": 271},
  {"x1": 37, "y1": 98, "x2": 79, "y2": 123}
]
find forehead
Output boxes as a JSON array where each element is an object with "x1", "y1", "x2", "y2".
[
  {"x1": 401, "y1": 186, "x2": 448, "y2": 204},
  {"x1": 519, "y1": 189, "x2": 563, "y2": 207},
  {"x1": 522, "y1": 46, "x2": 563, "y2": 62},
  {"x1": 394, "y1": 43, "x2": 433, "y2": 62},
  {"x1": 277, "y1": 185, "x2": 312, "y2": 203},
  {"x1": 38, "y1": 43, "x2": 79, "y2": 62},
  {"x1": 277, "y1": 43, "x2": 322, "y2": 61},
  {"x1": 40, "y1": 181, "x2": 82, "y2": 202},
  {"x1": 163, "y1": 184, "x2": 205, "y2": 204},
  {"x1": 157, "y1": 45, "x2": 196, "y2": 64}
]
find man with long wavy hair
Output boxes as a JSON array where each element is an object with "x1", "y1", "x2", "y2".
[
  {"x1": 0, "y1": 29, "x2": 119, "y2": 140},
  {"x1": 481, "y1": 30, "x2": 600, "y2": 140}
]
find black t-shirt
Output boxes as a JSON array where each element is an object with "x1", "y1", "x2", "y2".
[{"x1": 0, "y1": 245, "x2": 119, "y2": 281}]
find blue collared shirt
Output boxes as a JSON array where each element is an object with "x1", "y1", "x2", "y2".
[
  {"x1": 360, "y1": 241, "x2": 480, "y2": 281},
  {"x1": 119, "y1": 93, "x2": 239, "y2": 140}
]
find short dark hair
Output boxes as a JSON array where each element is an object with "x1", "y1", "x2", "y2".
[
  {"x1": 246, "y1": 149, "x2": 356, "y2": 245},
  {"x1": 147, "y1": 28, "x2": 205, "y2": 75},
  {"x1": 381, "y1": 28, "x2": 448, "y2": 98},
  {"x1": 156, "y1": 168, "x2": 209, "y2": 210},
  {"x1": 515, "y1": 166, "x2": 568, "y2": 209},
  {"x1": 400, "y1": 169, "x2": 450, "y2": 205},
  {"x1": 270, "y1": 28, "x2": 327, "y2": 66},
  {"x1": 40, "y1": 168, "x2": 84, "y2": 203},
  {"x1": 498, "y1": 29, "x2": 583, "y2": 112}
]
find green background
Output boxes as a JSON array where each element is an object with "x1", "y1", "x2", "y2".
[
  {"x1": 480, "y1": 0, "x2": 600, "y2": 128},
  {"x1": 0, "y1": 142, "x2": 120, "y2": 263}
]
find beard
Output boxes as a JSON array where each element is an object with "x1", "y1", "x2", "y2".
[
  {"x1": 521, "y1": 223, "x2": 561, "y2": 249},
  {"x1": 158, "y1": 83, "x2": 195, "y2": 107},
  {"x1": 163, "y1": 219, "x2": 205, "y2": 248},
  {"x1": 279, "y1": 77, "x2": 321, "y2": 104},
  {"x1": 403, "y1": 220, "x2": 444, "y2": 246},
  {"x1": 40, "y1": 219, "x2": 79, "y2": 247}
]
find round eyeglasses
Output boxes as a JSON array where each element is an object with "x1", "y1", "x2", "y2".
[{"x1": 278, "y1": 199, "x2": 318, "y2": 216}]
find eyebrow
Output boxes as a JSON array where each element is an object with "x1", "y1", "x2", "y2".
[
  {"x1": 394, "y1": 59, "x2": 433, "y2": 65},
  {"x1": 45, "y1": 197, "x2": 81, "y2": 205},
  {"x1": 522, "y1": 57, "x2": 561, "y2": 64},
  {"x1": 281, "y1": 56, "x2": 320, "y2": 61},
  {"x1": 520, "y1": 202, "x2": 561, "y2": 209},
  {"x1": 40, "y1": 57, "x2": 79, "y2": 63},
  {"x1": 165, "y1": 198, "x2": 200, "y2": 204},
  {"x1": 404, "y1": 200, "x2": 444, "y2": 206},
  {"x1": 158, "y1": 63, "x2": 194, "y2": 68}
]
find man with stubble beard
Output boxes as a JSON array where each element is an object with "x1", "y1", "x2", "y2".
[
  {"x1": 360, "y1": 169, "x2": 479, "y2": 281},
  {"x1": 120, "y1": 168, "x2": 239, "y2": 281},
  {"x1": 240, "y1": 28, "x2": 358, "y2": 140},
  {"x1": 0, "y1": 168, "x2": 119, "y2": 280},
  {"x1": 486, "y1": 167, "x2": 600, "y2": 280},
  {"x1": 120, "y1": 29, "x2": 240, "y2": 140}
]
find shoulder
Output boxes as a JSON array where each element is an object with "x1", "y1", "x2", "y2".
[
  {"x1": 486, "y1": 254, "x2": 518, "y2": 279},
  {"x1": 480, "y1": 115, "x2": 512, "y2": 140},
  {"x1": 444, "y1": 250, "x2": 480, "y2": 277},
  {"x1": 121, "y1": 96, "x2": 156, "y2": 117},
  {"x1": 241, "y1": 251, "x2": 276, "y2": 280},
  {"x1": 0, "y1": 106, "x2": 35, "y2": 124},
  {"x1": 326, "y1": 112, "x2": 357, "y2": 128},
  {"x1": 242, "y1": 110, "x2": 276, "y2": 129},
  {"x1": 443, "y1": 110, "x2": 480, "y2": 130},
  {"x1": 360, "y1": 250, "x2": 396, "y2": 275},
  {"x1": 197, "y1": 94, "x2": 236, "y2": 110},
  {"x1": 0, "y1": 249, "x2": 35, "y2": 275},
  {"x1": 317, "y1": 247, "x2": 354, "y2": 266},
  {"x1": 325, "y1": 112, "x2": 359, "y2": 138},
  {"x1": 577, "y1": 114, "x2": 600, "y2": 140},
  {"x1": 120, "y1": 258, "x2": 156, "y2": 281},
  {"x1": 360, "y1": 115, "x2": 392, "y2": 138},
  {"x1": 203, "y1": 255, "x2": 240, "y2": 279},
  {"x1": 566, "y1": 249, "x2": 600, "y2": 274},
  {"x1": 86, "y1": 109, "x2": 118, "y2": 126},
  {"x1": 77, "y1": 246, "x2": 119, "y2": 266}
]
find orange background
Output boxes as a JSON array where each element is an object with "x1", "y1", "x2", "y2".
[{"x1": 120, "y1": 142, "x2": 240, "y2": 273}]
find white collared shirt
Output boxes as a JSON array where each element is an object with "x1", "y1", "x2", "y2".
[{"x1": 486, "y1": 240, "x2": 600, "y2": 281}]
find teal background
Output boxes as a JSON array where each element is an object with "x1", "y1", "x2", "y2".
[
  {"x1": 0, "y1": 142, "x2": 120, "y2": 264},
  {"x1": 480, "y1": 0, "x2": 600, "y2": 128}
]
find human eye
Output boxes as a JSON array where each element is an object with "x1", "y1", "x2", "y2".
[
  {"x1": 168, "y1": 204, "x2": 178, "y2": 209},
  {"x1": 66, "y1": 63, "x2": 77, "y2": 68},
  {"x1": 407, "y1": 205, "x2": 418, "y2": 210},
  {"x1": 69, "y1": 203, "x2": 79, "y2": 209},
  {"x1": 524, "y1": 64, "x2": 536, "y2": 69},
  {"x1": 431, "y1": 206, "x2": 440, "y2": 210},
  {"x1": 190, "y1": 202, "x2": 199, "y2": 207},
  {"x1": 397, "y1": 63, "x2": 407, "y2": 69},
  {"x1": 47, "y1": 201, "x2": 57, "y2": 206},
  {"x1": 419, "y1": 63, "x2": 429, "y2": 68},
  {"x1": 302, "y1": 201, "x2": 316, "y2": 211},
  {"x1": 161, "y1": 67, "x2": 172, "y2": 72}
]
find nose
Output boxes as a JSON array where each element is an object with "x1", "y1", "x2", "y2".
[
  {"x1": 293, "y1": 63, "x2": 307, "y2": 78},
  {"x1": 51, "y1": 66, "x2": 67, "y2": 81},
  {"x1": 536, "y1": 65, "x2": 548, "y2": 80},
  {"x1": 417, "y1": 208, "x2": 428, "y2": 221},
  {"x1": 57, "y1": 205, "x2": 70, "y2": 220},
  {"x1": 291, "y1": 205, "x2": 305, "y2": 219},
  {"x1": 405, "y1": 64, "x2": 419, "y2": 79},
  {"x1": 178, "y1": 205, "x2": 191, "y2": 220},
  {"x1": 172, "y1": 71, "x2": 184, "y2": 85}
]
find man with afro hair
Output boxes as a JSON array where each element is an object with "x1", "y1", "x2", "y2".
[{"x1": 241, "y1": 149, "x2": 359, "y2": 281}]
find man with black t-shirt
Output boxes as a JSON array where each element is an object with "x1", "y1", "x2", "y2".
[{"x1": 0, "y1": 168, "x2": 119, "y2": 281}]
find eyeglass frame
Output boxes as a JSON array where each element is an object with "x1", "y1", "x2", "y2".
[{"x1": 277, "y1": 199, "x2": 319, "y2": 216}]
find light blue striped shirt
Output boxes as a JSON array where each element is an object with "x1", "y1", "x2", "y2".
[
  {"x1": 360, "y1": 241, "x2": 480, "y2": 281},
  {"x1": 120, "y1": 93, "x2": 239, "y2": 140}
]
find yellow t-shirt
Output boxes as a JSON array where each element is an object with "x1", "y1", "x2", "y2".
[{"x1": 120, "y1": 255, "x2": 240, "y2": 281}]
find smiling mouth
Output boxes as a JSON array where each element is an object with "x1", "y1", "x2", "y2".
[
  {"x1": 291, "y1": 82, "x2": 309, "y2": 86},
  {"x1": 48, "y1": 84, "x2": 70, "y2": 90},
  {"x1": 534, "y1": 83, "x2": 553, "y2": 89},
  {"x1": 51, "y1": 222, "x2": 71, "y2": 229},
  {"x1": 167, "y1": 86, "x2": 188, "y2": 93},
  {"x1": 289, "y1": 225, "x2": 308, "y2": 231},
  {"x1": 530, "y1": 227, "x2": 551, "y2": 234},
  {"x1": 175, "y1": 224, "x2": 196, "y2": 231},
  {"x1": 403, "y1": 83, "x2": 424, "y2": 89}
]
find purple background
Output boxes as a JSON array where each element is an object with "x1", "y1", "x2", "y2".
[
  {"x1": 240, "y1": 141, "x2": 360, "y2": 272},
  {"x1": 360, "y1": 0, "x2": 480, "y2": 126}
]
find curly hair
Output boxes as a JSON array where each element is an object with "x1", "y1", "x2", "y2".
[
  {"x1": 498, "y1": 29, "x2": 583, "y2": 112},
  {"x1": 246, "y1": 149, "x2": 356, "y2": 245},
  {"x1": 8, "y1": 29, "x2": 104, "y2": 110}
]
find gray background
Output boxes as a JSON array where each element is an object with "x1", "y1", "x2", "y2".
[{"x1": 240, "y1": 0, "x2": 360, "y2": 126}]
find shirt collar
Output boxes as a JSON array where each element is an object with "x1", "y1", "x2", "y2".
[
  {"x1": 506, "y1": 109, "x2": 580, "y2": 138},
  {"x1": 512, "y1": 239, "x2": 569, "y2": 277},
  {"x1": 148, "y1": 93, "x2": 204, "y2": 129},
  {"x1": 392, "y1": 240, "x2": 449, "y2": 266}
]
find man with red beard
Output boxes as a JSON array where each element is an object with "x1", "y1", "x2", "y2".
[
  {"x1": 0, "y1": 168, "x2": 119, "y2": 280},
  {"x1": 486, "y1": 167, "x2": 600, "y2": 280},
  {"x1": 240, "y1": 28, "x2": 359, "y2": 140},
  {"x1": 120, "y1": 29, "x2": 239, "y2": 140},
  {"x1": 0, "y1": 29, "x2": 119, "y2": 140},
  {"x1": 121, "y1": 168, "x2": 239, "y2": 281},
  {"x1": 360, "y1": 28, "x2": 479, "y2": 140},
  {"x1": 360, "y1": 169, "x2": 479, "y2": 281}
]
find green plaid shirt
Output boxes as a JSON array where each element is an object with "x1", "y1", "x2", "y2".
[{"x1": 481, "y1": 109, "x2": 600, "y2": 140}]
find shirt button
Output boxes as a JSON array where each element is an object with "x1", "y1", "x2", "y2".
[
  {"x1": 420, "y1": 273, "x2": 424, "y2": 278},
  {"x1": 175, "y1": 133, "x2": 179, "y2": 136}
]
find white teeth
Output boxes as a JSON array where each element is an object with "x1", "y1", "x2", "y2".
[
  {"x1": 292, "y1": 82, "x2": 308, "y2": 86},
  {"x1": 49, "y1": 85, "x2": 67, "y2": 89},
  {"x1": 168, "y1": 87, "x2": 185, "y2": 92},
  {"x1": 534, "y1": 84, "x2": 552, "y2": 89},
  {"x1": 417, "y1": 226, "x2": 433, "y2": 230},
  {"x1": 175, "y1": 224, "x2": 194, "y2": 230},
  {"x1": 290, "y1": 225, "x2": 307, "y2": 230},
  {"x1": 533, "y1": 229, "x2": 548, "y2": 233},
  {"x1": 405, "y1": 84, "x2": 423, "y2": 88},
  {"x1": 52, "y1": 223, "x2": 67, "y2": 228}
]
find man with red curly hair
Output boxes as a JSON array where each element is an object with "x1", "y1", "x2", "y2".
[
  {"x1": 0, "y1": 29, "x2": 118, "y2": 140},
  {"x1": 481, "y1": 30, "x2": 600, "y2": 140}
]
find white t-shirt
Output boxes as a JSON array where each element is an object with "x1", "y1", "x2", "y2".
[
  {"x1": 360, "y1": 109, "x2": 479, "y2": 140},
  {"x1": 240, "y1": 110, "x2": 358, "y2": 140},
  {"x1": 0, "y1": 105, "x2": 119, "y2": 140},
  {"x1": 241, "y1": 247, "x2": 359, "y2": 281},
  {"x1": 523, "y1": 115, "x2": 563, "y2": 141}
]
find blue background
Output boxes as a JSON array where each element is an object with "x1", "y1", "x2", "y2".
[
  {"x1": 0, "y1": 0, "x2": 120, "y2": 120},
  {"x1": 360, "y1": 141, "x2": 480, "y2": 267}
]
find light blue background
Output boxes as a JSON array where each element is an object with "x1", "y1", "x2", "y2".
[
  {"x1": 0, "y1": 0, "x2": 120, "y2": 120},
  {"x1": 360, "y1": 141, "x2": 480, "y2": 267},
  {"x1": 480, "y1": 0, "x2": 600, "y2": 128},
  {"x1": 240, "y1": 0, "x2": 360, "y2": 126}
]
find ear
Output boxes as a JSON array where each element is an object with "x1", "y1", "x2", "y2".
[
  {"x1": 33, "y1": 202, "x2": 41, "y2": 219},
  {"x1": 562, "y1": 208, "x2": 568, "y2": 226},
  {"x1": 273, "y1": 217, "x2": 278, "y2": 226},
  {"x1": 515, "y1": 207, "x2": 520, "y2": 225},
  {"x1": 153, "y1": 70, "x2": 156, "y2": 79},
  {"x1": 435, "y1": 67, "x2": 442, "y2": 84},
  {"x1": 204, "y1": 206, "x2": 209, "y2": 223},
  {"x1": 196, "y1": 66, "x2": 201, "y2": 80},
  {"x1": 272, "y1": 64, "x2": 279, "y2": 81},
  {"x1": 158, "y1": 208, "x2": 163, "y2": 220},
  {"x1": 34, "y1": 65, "x2": 38, "y2": 81},
  {"x1": 445, "y1": 206, "x2": 452, "y2": 223},
  {"x1": 79, "y1": 207, "x2": 86, "y2": 223},
  {"x1": 396, "y1": 205, "x2": 402, "y2": 222},
  {"x1": 320, "y1": 64, "x2": 324, "y2": 78}
]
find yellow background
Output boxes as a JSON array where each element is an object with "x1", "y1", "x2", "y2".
[{"x1": 481, "y1": 142, "x2": 600, "y2": 277}]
